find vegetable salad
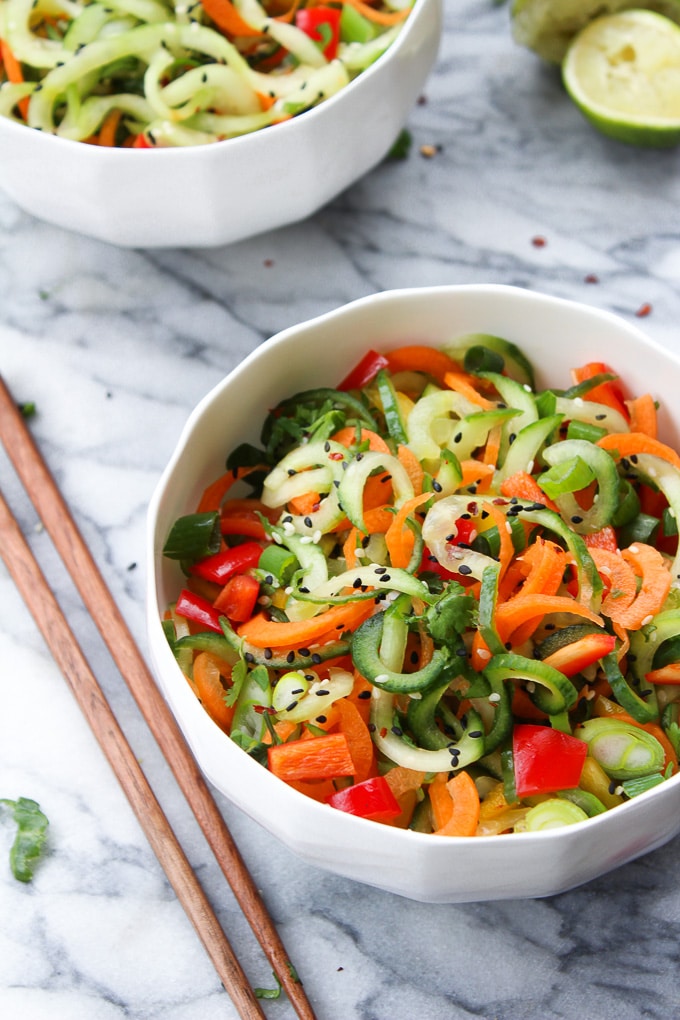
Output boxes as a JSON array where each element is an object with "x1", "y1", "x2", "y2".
[
  {"x1": 162, "y1": 336, "x2": 680, "y2": 836},
  {"x1": 0, "y1": 0, "x2": 412, "y2": 146}
]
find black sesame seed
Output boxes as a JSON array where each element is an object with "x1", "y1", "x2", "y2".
[
  {"x1": 458, "y1": 564, "x2": 473, "y2": 575},
  {"x1": 286, "y1": 651, "x2": 295, "y2": 663}
]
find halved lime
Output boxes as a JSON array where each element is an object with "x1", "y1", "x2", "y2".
[
  {"x1": 511, "y1": 0, "x2": 680, "y2": 64},
  {"x1": 563, "y1": 9, "x2": 680, "y2": 146}
]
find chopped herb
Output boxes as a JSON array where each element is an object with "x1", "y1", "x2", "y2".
[
  {"x1": 0, "y1": 797, "x2": 49, "y2": 882},
  {"x1": 386, "y1": 128, "x2": 412, "y2": 159}
]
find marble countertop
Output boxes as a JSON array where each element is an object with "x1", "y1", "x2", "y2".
[{"x1": 3, "y1": 2, "x2": 680, "y2": 1018}]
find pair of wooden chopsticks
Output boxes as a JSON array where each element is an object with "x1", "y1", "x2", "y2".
[{"x1": 0, "y1": 376, "x2": 317, "y2": 1020}]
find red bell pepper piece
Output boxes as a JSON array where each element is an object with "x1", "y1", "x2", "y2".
[
  {"x1": 132, "y1": 133, "x2": 153, "y2": 148},
  {"x1": 450, "y1": 517, "x2": 477, "y2": 546},
  {"x1": 295, "y1": 5, "x2": 342, "y2": 60},
  {"x1": 338, "y1": 349, "x2": 389, "y2": 391},
  {"x1": 572, "y1": 362, "x2": 629, "y2": 420},
  {"x1": 327, "y1": 775, "x2": 402, "y2": 822},
  {"x1": 419, "y1": 516, "x2": 478, "y2": 581},
  {"x1": 190, "y1": 541, "x2": 262, "y2": 585},
  {"x1": 542, "y1": 632, "x2": 617, "y2": 678},
  {"x1": 419, "y1": 546, "x2": 457, "y2": 580},
  {"x1": 214, "y1": 573, "x2": 261, "y2": 622},
  {"x1": 512, "y1": 724, "x2": 587, "y2": 798},
  {"x1": 175, "y1": 589, "x2": 224, "y2": 633}
]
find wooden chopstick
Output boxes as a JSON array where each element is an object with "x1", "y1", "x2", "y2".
[
  {"x1": 0, "y1": 487, "x2": 267, "y2": 1020},
  {"x1": 0, "y1": 376, "x2": 317, "y2": 1020}
]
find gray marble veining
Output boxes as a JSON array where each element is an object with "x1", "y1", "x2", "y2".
[{"x1": 3, "y1": 2, "x2": 680, "y2": 1018}]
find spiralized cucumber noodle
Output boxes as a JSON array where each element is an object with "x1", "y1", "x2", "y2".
[{"x1": 0, "y1": 0, "x2": 413, "y2": 145}]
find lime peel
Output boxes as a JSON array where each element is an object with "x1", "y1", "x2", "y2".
[{"x1": 563, "y1": 9, "x2": 680, "y2": 147}]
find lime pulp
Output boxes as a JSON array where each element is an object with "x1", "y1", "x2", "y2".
[{"x1": 562, "y1": 8, "x2": 680, "y2": 147}]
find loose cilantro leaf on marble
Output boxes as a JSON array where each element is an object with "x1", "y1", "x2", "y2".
[{"x1": 1, "y1": 797, "x2": 49, "y2": 882}]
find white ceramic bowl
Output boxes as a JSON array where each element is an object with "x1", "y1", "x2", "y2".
[
  {"x1": 147, "y1": 284, "x2": 680, "y2": 902},
  {"x1": 0, "y1": 0, "x2": 440, "y2": 248}
]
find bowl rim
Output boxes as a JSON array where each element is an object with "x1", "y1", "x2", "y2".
[
  {"x1": 146, "y1": 283, "x2": 680, "y2": 855},
  {"x1": 0, "y1": 0, "x2": 440, "y2": 158}
]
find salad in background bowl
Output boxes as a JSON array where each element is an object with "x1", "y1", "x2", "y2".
[
  {"x1": 147, "y1": 284, "x2": 680, "y2": 902},
  {"x1": 0, "y1": 0, "x2": 441, "y2": 245}
]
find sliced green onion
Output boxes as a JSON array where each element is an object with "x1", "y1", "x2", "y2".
[
  {"x1": 523, "y1": 798, "x2": 588, "y2": 831},
  {"x1": 576, "y1": 717, "x2": 665, "y2": 780}
]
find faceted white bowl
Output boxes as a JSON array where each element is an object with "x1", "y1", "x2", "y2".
[
  {"x1": 147, "y1": 284, "x2": 680, "y2": 902},
  {"x1": 0, "y1": 0, "x2": 441, "y2": 248}
]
